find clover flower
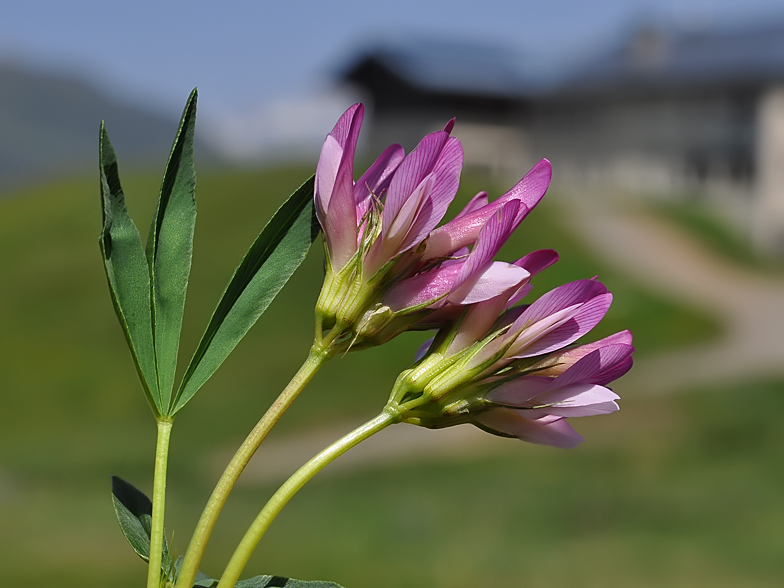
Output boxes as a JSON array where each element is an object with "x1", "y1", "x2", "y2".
[
  {"x1": 386, "y1": 272, "x2": 632, "y2": 448},
  {"x1": 313, "y1": 103, "x2": 552, "y2": 352}
]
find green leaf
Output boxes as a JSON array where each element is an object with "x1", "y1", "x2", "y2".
[
  {"x1": 190, "y1": 574, "x2": 344, "y2": 588},
  {"x1": 148, "y1": 88, "x2": 198, "y2": 414},
  {"x1": 99, "y1": 127, "x2": 160, "y2": 415},
  {"x1": 236, "y1": 575, "x2": 345, "y2": 588},
  {"x1": 171, "y1": 175, "x2": 318, "y2": 415},
  {"x1": 110, "y1": 476, "x2": 173, "y2": 580}
]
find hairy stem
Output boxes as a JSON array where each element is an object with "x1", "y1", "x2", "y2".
[
  {"x1": 148, "y1": 419, "x2": 173, "y2": 588},
  {"x1": 217, "y1": 409, "x2": 399, "y2": 588},
  {"x1": 175, "y1": 343, "x2": 333, "y2": 588}
]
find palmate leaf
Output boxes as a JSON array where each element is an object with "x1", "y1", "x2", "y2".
[
  {"x1": 99, "y1": 128, "x2": 160, "y2": 415},
  {"x1": 171, "y1": 176, "x2": 318, "y2": 415},
  {"x1": 111, "y1": 476, "x2": 175, "y2": 581},
  {"x1": 147, "y1": 88, "x2": 198, "y2": 413}
]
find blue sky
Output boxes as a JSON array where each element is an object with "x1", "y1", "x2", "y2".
[{"x1": 4, "y1": 0, "x2": 784, "y2": 155}]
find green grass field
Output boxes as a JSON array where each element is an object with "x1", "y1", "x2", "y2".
[{"x1": 2, "y1": 164, "x2": 772, "y2": 588}]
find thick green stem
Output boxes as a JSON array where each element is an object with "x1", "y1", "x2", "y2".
[
  {"x1": 216, "y1": 409, "x2": 399, "y2": 588},
  {"x1": 175, "y1": 343, "x2": 332, "y2": 588},
  {"x1": 148, "y1": 418, "x2": 173, "y2": 588}
]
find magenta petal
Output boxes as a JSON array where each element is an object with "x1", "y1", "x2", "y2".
[
  {"x1": 383, "y1": 263, "x2": 462, "y2": 312},
  {"x1": 355, "y1": 143, "x2": 405, "y2": 222},
  {"x1": 474, "y1": 410, "x2": 584, "y2": 448},
  {"x1": 591, "y1": 355, "x2": 634, "y2": 386},
  {"x1": 455, "y1": 192, "x2": 489, "y2": 219},
  {"x1": 329, "y1": 103, "x2": 362, "y2": 147},
  {"x1": 399, "y1": 137, "x2": 464, "y2": 252},
  {"x1": 415, "y1": 336, "x2": 436, "y2": 361},
  {"x1": 487, "y1": 376, "x2": 553, "y2": 405},
  {"x1": 453, "y1": 201, "x2": 520, "y2": 289},
  {"x1": 322, "y1": 105, "x2": 364, "y2": 270},
  {"x1": 499, "y1": 158, "x2": 552, "y2": 218},
  {"x1": 528, "y1": 384, "x2": 620, "y2": 417},
  {"x1": 314, "y1": 134, "x2": 343, "y2": 226},
  {"x1": 385, "y1": 130, "x2": 450, "y2": 226},
  {"x1": 448, "y1": 261, "x2": 530, "y2": 305},
  {"x1": 516, "y1": 249, "x2": 559, "y2": 276},
  {"x1": 514, "y1": 293, "x2": 613, "y2": 358},
  {"x1": 556, "y1": 344, "x2": 635, "y2": 387},
  {"x1": 513, "y1": 279, "x2": 608, "y2": 332}
]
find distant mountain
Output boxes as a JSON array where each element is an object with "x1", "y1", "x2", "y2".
[{"x1": 0, "y1": 61, "x2": 217, "y2": 191}]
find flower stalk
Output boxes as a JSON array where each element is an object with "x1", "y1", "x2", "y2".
[
  {"x1": 217, "y1": 408, "x2": 401, "y2": 588},
  {"x1": 174, "y1": 342, "x2": 334, "y2": 588}
]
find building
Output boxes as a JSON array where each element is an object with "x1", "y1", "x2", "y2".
[{"x1": 340, "y1": 22, "x2": 784, "y2": 255}]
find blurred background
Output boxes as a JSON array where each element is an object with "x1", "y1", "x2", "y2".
[{"x1": 2, "y1": 1, "x2": 784, "y2": 586}]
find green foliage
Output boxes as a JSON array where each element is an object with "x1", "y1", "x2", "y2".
[
  {"x1": 173, "y1": 175, "x2": 318, "y2": 415},
  {"x1": 194, "y1": 575, "x2": 344, "y2": 587},
  {"x1": 98, "y1": 92, "x2": 318, "y2": 418},
  {"x1": 111, "y1": 476, "x2": 174, "y2": 581},
  {"x1": 146, "y1": 89, "x2": 198, "y2": 413},
  {"x1": 99, "y1": 123, "x2": 159, "y2": 414}
]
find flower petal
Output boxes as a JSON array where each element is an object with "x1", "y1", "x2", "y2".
[
  {"x1": 383, "y1": 263, "x2": 462, "y2": 312},
  {"x1": 355, "y1": 143, "x2": 405, "y2": 223},
  {"x1": 422, "y1": 159, "x2": 551, "y2": 260},
  {"x1": 453, "y1": 200, "x2": 520, "y2": 290},
  {"x1": 513, "y1": 293, "x2": 613, "y2": 358},
  {"x1": 448, "y1": 261, "x2": 530, "y2": 305},
  {"x1": 455, "y1": 191, "x2": 489, "y2": 219},
  {"x1": 398, "y1": 137, "x2": 464, "y2": 252},
  {"x1": 474, "y1": 409, "x2": 585, "y2": 448},
  {"x1": 384, "y1": 129, "x2": 451, "y2": 228}
]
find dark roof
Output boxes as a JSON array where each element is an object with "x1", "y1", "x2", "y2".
[
  {"x1": 560, "y1": 19, "x2": 784, "y2": 95},
  {"x1": 341, "y1": 37, "x2": 546, "y2": 99}
]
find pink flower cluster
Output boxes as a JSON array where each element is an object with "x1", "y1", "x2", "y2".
[{"x1": 314, "y1": 104, "x2": 633, "y2": 448}]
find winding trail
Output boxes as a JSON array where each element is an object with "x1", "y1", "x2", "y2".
[{"x1": 566, "y1": 200, "x2": 784, "y2": 395}]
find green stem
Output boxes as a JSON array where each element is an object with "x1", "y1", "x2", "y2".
[
  {"x1": 175, "y1": 343, "x2": 333, "y2": 588},
  {"x1": 216, "y1": 409, "x2": 399, "y2": 588},
  {"x1": 148, "y1": 418, "x2": 173, "y2": 588}
]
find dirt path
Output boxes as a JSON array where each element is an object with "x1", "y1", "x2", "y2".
[{"x1": 566, "y1": 201, "x2": 784, "y2": 395}]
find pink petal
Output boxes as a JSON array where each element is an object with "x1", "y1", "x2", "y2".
[
  {"x1": 487, "y1": 376, "x2": 553, "y2": 405},
  {"x1": 529, "y1": 383, "x2": 619, "y2": 415},
  {"x1": 415, "y1": 336, "x2": 436, "y2": 361},
  {"x1": 383, "y1": 263, "x2": 462, "y2": 312},
  {"x1": 422, "y1": 159, "x2": 551, "y2": 260},
  {"x1": 474, "y1": 409, "x2": 585, "y2": 448},
  {"x1": 454, "y1": 192, "x2": 489, "y2": 219},
  {"x1": 500, "y1": 158, "x2": 552, "y2": 219},
  {"x1": 329, "y1": 103, "x2": 362, "y2": 147},
  {"x1": 513, "y1": 279, "x2": 608, "y2": 330},
  {"x1": 591, "y1": 355, "x2": 634, "y2": 386},
  {"x1": 555, "y1": 344, "x2": 634, "y2": 388},
  {"x1": 453, "y1": 201, "x2": 520, "y2": 289},
  {"x1": 448, "y1": 261, "x2": 530, "y2": 305},
  {"x1": 513, "y1": 293, "x2": 613, "y2": 358},
  {"x1": 384, "y1": 129, "x2": 450, "y2": 227},
  {"x1": 355, "y1": 143, "x2": 405, "y2": 223},
  {"x1": 398, "y1": 137, "x2": 463, "y2": 252},
  {"x1": 314, "y1": 134, "x2": 343, "y2": 222},
  {"x1": 323, "y1": 105, "x2": 364, "y2": 270},
  {"x1": 516, "y1": 249, "x2": 559, "y2": 276}
]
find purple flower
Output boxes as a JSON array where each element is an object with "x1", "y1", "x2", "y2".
[
  {"x1": 474, "y1": 333, "x2": 634, "y2": 447},
  {"x1": 386, "y1": 279, "x2": 629, "y2": 448},
  {"x1": 313, "y1": 104, "x2": 553, "y2": 351}
]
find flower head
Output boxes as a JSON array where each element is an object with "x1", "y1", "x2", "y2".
[
  {"x1": 386, "y1": 277, "x2": 632, "y2": 448},
  {"x1": 313, "y1": 104, "x2": 551, "y2": 352}
]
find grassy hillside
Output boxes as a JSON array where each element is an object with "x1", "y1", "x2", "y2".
[{"x1": 0, "y1": 164, "x2": 748, "y2": 588}]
